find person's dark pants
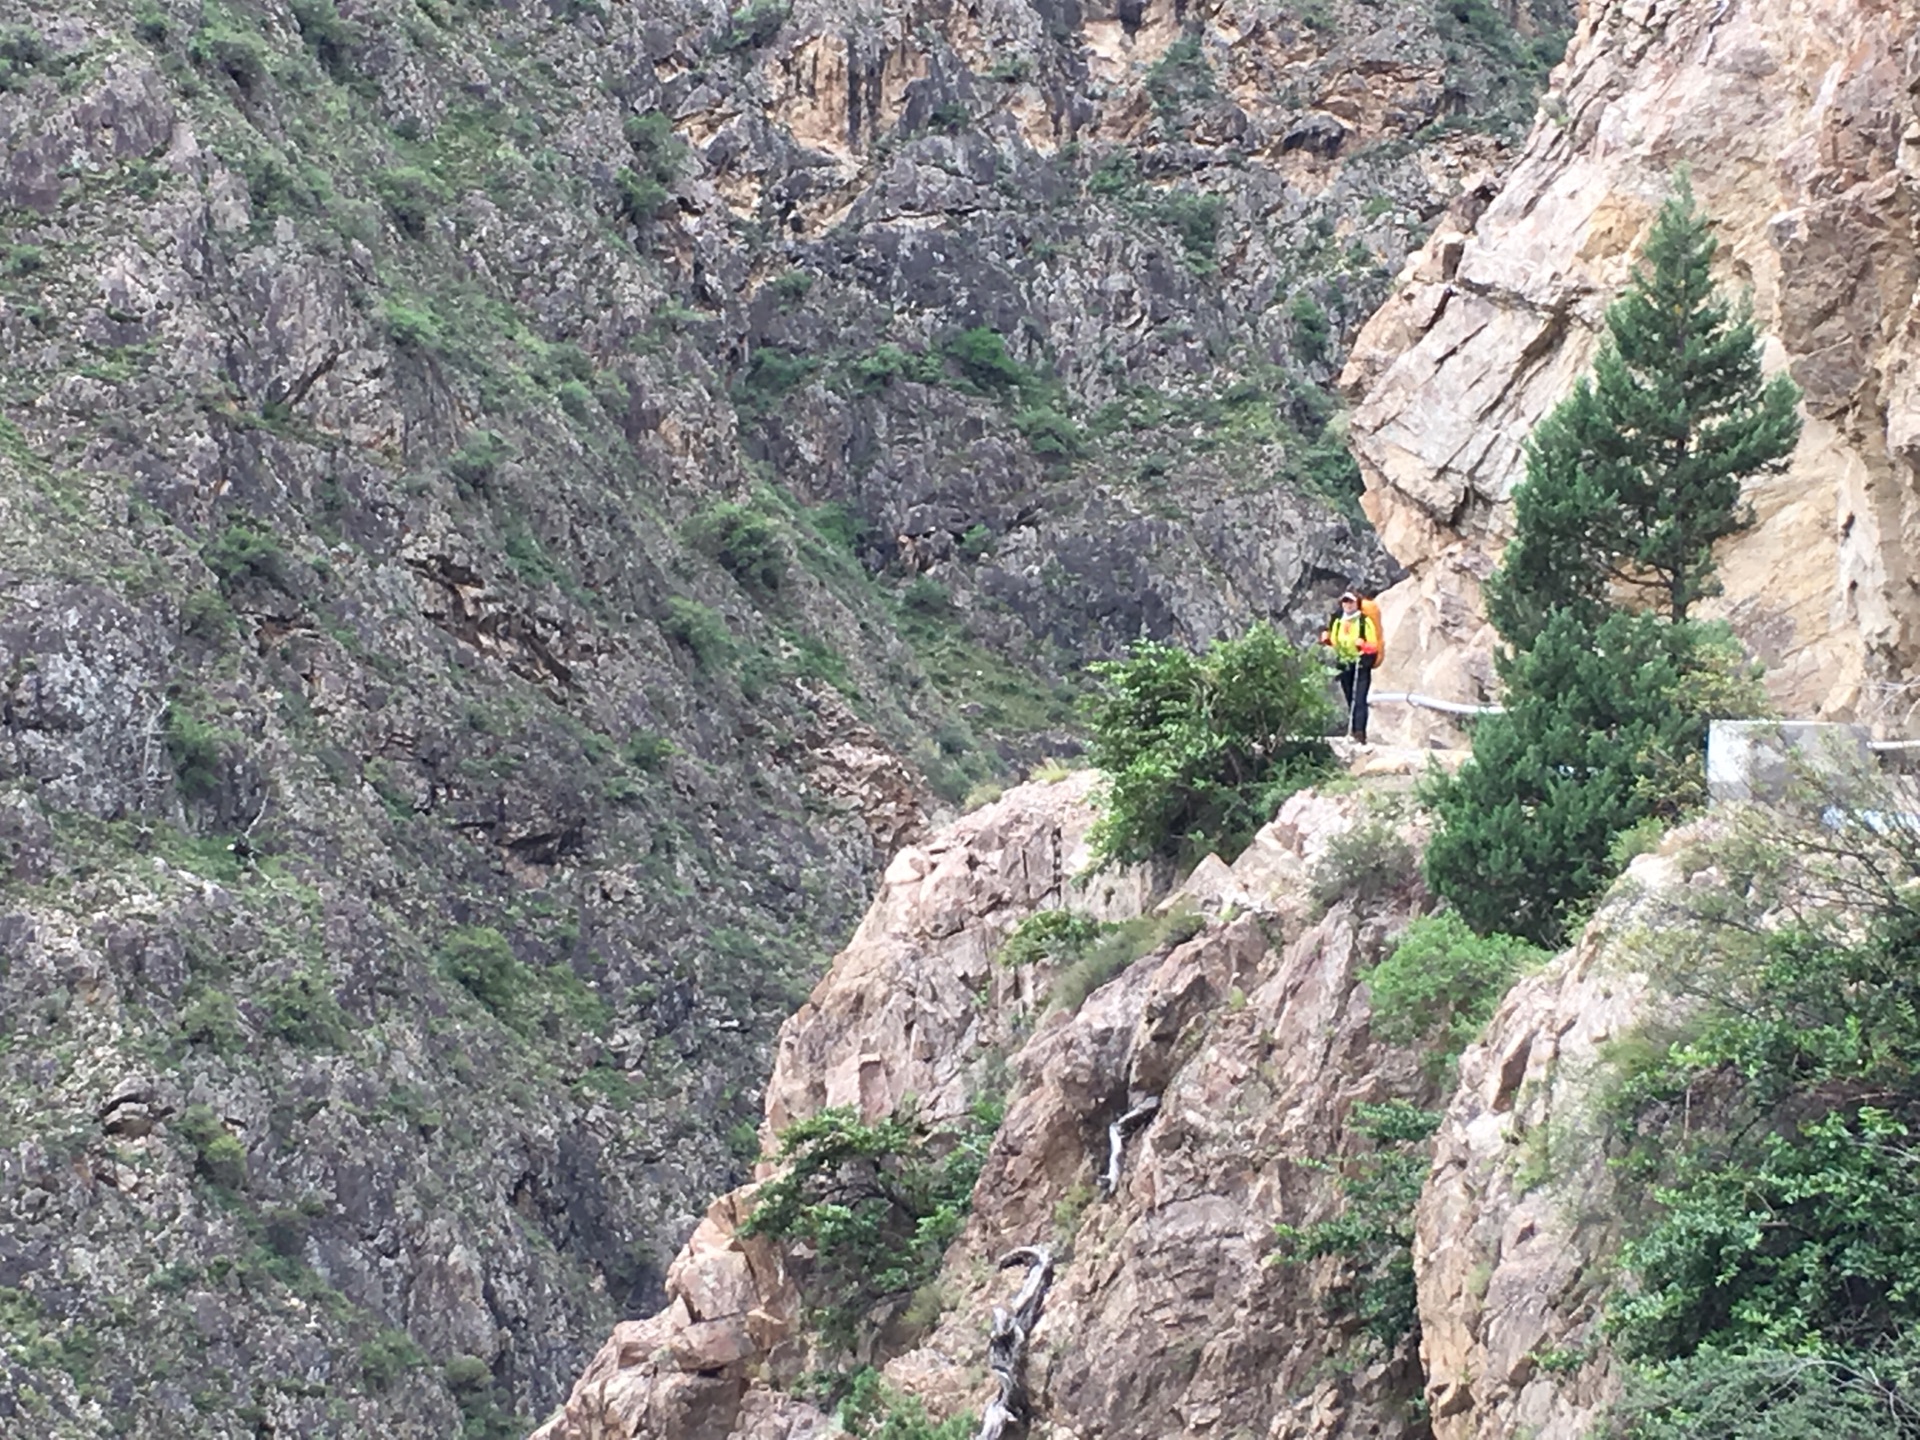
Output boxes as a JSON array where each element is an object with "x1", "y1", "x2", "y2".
[{"x1": 1336, "y1": 658, "x2": 1373, "y2": 740}]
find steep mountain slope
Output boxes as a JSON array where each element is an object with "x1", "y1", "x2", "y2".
[
  {"x1": 0, "y1": 0, "x2": 1568, "y2": 1431},
  {"x1": 1346, "y1": 0, "x2": 1920, "y2": 738}
]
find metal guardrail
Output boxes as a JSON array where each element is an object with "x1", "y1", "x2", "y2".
[{"x1": 1372, "y1": 691, "x2": 1920, "y2": 749}]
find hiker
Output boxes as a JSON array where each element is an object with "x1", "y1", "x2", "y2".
[{"x1": 1319, "y1": 590, "x2": 1380, "y2": 744}]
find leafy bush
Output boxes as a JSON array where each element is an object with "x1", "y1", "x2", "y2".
[
  {"x1": 734, "y1": 347, "x2": 819, "y2": 413},
  {"x1": 719, "y1": 0, "x2": 788, "y2": 51},
  {"x1": 260, "y1": 969, "x2": 353, "y2": 1050},
  {"x1": 175, "y1": 1103, "x2": 248, "y2": 1190},
  {"x1": 358, "y1": 1328, "x2": 426, "y2": 1389},
  {"x1": 850, "y1": 343, "x2": 944, "y2": 392},
  {"x1": 1362, "y1": 912, "x2": 1544, "y2": 1061},
  {"x1": 660, "y1": 597, "x2": 734, "y2": 670},
  {"x1": 998, "y1": 909, "x2": 1107, "y2": 968},
  {"x1": 289, "y1": 0, "x2": 361, "y2": 79},
  {"x1": 381, "y1": 300, "x2": 444, "y2": 353},
  {"x1": 177, "y1": 989, "x2": 244, "y2": 1052},
  {"x1": 438, "y1": 925, "x2": 528, "y2": 1017},
  {"x1": 1611, "y1": 1345, "x2": 1920, "y2": 1440},
  {"x1": 840, "y1": 1369, "x2": 974, "y2": 1439},
  {"x1": 448, "y1": 429, "x2": 508, "y2": 491},
  {"x1": 615, "y1": 168, "x2": 673, "y2": 225},
  {"x1": 941, "y1": 328, "x2": 1031, "y2": 395},
  {"x1": 203, "y1": 519, "x2": 294, "y2": 593},
  {"x1": 188, "y1": 25, "x2": 269, "y2": 96},
  {"x1": 375, "y1": 166, "x2": 450, "y2": 238},
  {"x1": 1145, "y1": 34, "x2": 1218, "y2": 122},
  {"x1": 1156, "y1": 190, "x2": 1224, "y2": 271},
  {"x1": 1047, "y1": 906, "x2": 1205, "y2": 1013},
  {"x1": 743, "y1": 1101, "x2": 998, "y2": 1351},
  {"x1": 1088, "y1": 150, "x2": 1140, "y2": 199},
  {"x1": 686, "y1": 500, "x2": 788, "y2": 596},
  {"x1": 1014, "y1": 404, "x2": 1083, "y2": 458},
  {"x1": 1270, "y1": 1099, "x2": 1440, "y2": 1354},
  {"x1": 1289, "y1": 292, "x2": 1331, "y2": 365},
  {"x1": 164, "y1": 703, "x2": 237, "y2": 802},
  {"x1": 1308, "y1": 815, "x2": 1417, "y2": 914},
  {"x1": 1083, "y1": 623, "x2": 1335, "y2": 866}
]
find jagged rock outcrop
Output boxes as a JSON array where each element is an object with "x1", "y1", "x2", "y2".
[
  {"x1": 536, "y1": 765, "x2": 1458, "y2": 1440},
  {"x1": 1346, "y1": 0, "x2": 1920, "y2": 740}
]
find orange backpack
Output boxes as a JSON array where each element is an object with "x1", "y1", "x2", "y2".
[{"x1": 1359, "y1": 597, "x2": 1386, "y2": 670}]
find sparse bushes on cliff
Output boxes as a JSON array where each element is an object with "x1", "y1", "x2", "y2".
[
  {"x1": 1270, "y1": 1099, "x2": 1441, "y2": 1355},
  {"x1": 1362, "y1": 911, "x2": 1546, "y2": 1062},
  {"x1": 1083, "y1": 623, "x2": 1334, "y2": 867},
  {"x1": 1601, "y1": 796, "x2": 1920, "y2": 1435},
  {"x1": 743, "y1": 1100, "x2": 999, "y2": 1353}
]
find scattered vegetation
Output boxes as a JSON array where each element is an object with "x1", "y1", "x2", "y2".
[
  {"x1": 742, "y1": 1099, "x2": 1001, "y2": 1352},
  {"x1": 1082, "y1": 624, "x2": 1334, "y2": 867},
  {"x1": 1362, "y1": 912, "x2": 1546, "y2": 1063},
  {"x1": 1270, "y1": 1099, "x2": 1441, "y2": 1355},
  {"x1": 1600, "y1": 794, "x2": 1920, "y2": 1436}
]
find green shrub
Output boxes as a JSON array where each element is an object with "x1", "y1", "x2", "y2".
[
  {"x1": 957, "y1": 524, "x2": 992, "y2": 561},
  {"x1": 615, "y1": 168, "x2": 673, "y2": 225},
  {"x1": 719, "y1": 0, "x2": 788, "y2": 50},
  {"x1": 686, "y1": 500, "x2": 788, "y2": 595},
  {"x1": 1156, "y1": 190, "x2": 1224, "y2": 270},
  {"x1": 770, "y1": 268, "x2": 813, "y2": 304},
  {"x1": 164, "y1": 703, "x2": 236, "y2": 802},
  {"x1": 1362, "y1": 912, "x2": 1544, "y2": 1061},
  {"x1": 179, "y1": 588, "x2": 236, "y2": 642},
  {"x1": 438, "y1": 926, "x2": 527, "y2": 1016},
  {"x1": 1270, "y1": 1099, "x2": 1439, "y2": 1355},
  {"x1": 188, "y1": 25, "x2": 269, "y2": 96},
  {"x1": 941, "y1": 328, "x2": 1030, "y2": 394},
  {"x1": 260, "y1": 969, "x2": 352, "y2": 1050},
  {"x1": 448, "y1": 430, "x2": 508, "y2": 491},
  {"x1": 998, "y1": 909, "x2": 1106, "y2": 968},
  {"x1": 734, "y1": 347, "x2": 819, "y2": 413},
  {"x1": 374, "y1": 166, "x2": 450, "y2": 239},
  {"x1": 132, "y1": 3, "x2": 172, "y2": 45},
  {"x1": 358, "y1": 1328, "x2": 426, "y2": 1389},
  {"x1": 556, "y1": 378, "x2": 595, "y2": 421},
  {"x1": 1014, "y1": 405, "x2": 1083, "y2": 459},
  {"x1": 1289, "y1": 292, "x2": 1331, "y2": 364},
  {"x1": 743, "y1": 1100, "x2": 998, "y2": 1352},
  {"x1": 1611, "y1": 1345, "x2": 1920, "y2": 1439},
  {"x1": 1083, "y1": 623, "x2": 1335, "y2": 866},
  {"x1": 175, "y1": 1104, "x2": 248, "y2": 1190},
  {"x1": 1425, "y1": 612, "x2": 1768, "y2": 947},
  {"x1": 177, "y1": 989, "x2": 244, "y2": 1052},
  {"x1": 6, "y1": 243, "x2": 44, "y2": 274},
  {"x1": 1308, "y1": 815, "x2": 1417, "y2": 913},
  {"x1": 1047, "y1": 907, "x2": 1205, "y2": 1013},
  {"x1": 381, "y1": 301, "x2": 444, "y2": 353},
  {"x1": 839, "y1": 1369, "x2": 974, "y2": 1439},
  {"x1": 1088, "y1": 150, "x2": 1140, "y2": 198},
  {"x1": 289, "y1": 0, "x2": 361, "y2": 79},
  {"x1": 900, "y1": 575, "x2": 949, "y2": 615},
  {"x1": 203, "y1": 519, "x2": 294, "y2": 592},
  {"x1": 623, "y1": 732, "x2": 674, "y2": 770},
  {"x1": 1145, "y1": 34, "x2": 1217, "y2": 121},
  {"x1": 660, "y1": 597, "x2": 734, "y2": 670},
  {"x1": 849, "y1": 343, "x2": 944, "y2": 392}
]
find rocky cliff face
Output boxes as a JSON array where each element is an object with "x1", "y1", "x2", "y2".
[
  {"x1": 533, "y1": 766, "x2": 1458, "y2": 1440},
  {"x1": 1, "y1": 0, "x2": 1572, "y2": 1427},
  {"x1": 1345, "y1": 0, "x2": 1920, "y2": 740}
]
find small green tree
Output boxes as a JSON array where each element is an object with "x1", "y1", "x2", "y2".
[
  {"x1": 1488, "y1": 178, "x2": 1801, "y2": 648},
  {"x1": 1425, "y1": 611, "x2": 1767, "y2": 946},
  {"x1": 742, "y1": 1102, "x2": 997, "y2": 1353},
  {"x1": 1082, "y1": 624, "x2": 1334, "y2": 867}
]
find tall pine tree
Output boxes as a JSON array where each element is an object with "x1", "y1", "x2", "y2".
[
  {"x1": 1429, "y1": 180, "x2": 1796, "y2": 945},
  {"x1": 1487, "y1": 177, "x2": 1802, "y2": 649}
]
